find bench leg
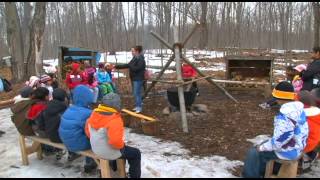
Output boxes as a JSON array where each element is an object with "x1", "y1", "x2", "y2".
[
  {"x1": 19, "y1": 135, "x2": 29, "y2": 165},
  {"x1": 277, "y1": 161, "x2": 298, "y2": 178},
  {"x1": 100, "y1": 159, "x2": 111, "y2": 178},
  {"x1": 36, "y1": 142, "x2": 43, "y2": 160},
  {"x1": 116, "y1": 159, "x2": 126, "y2": 178},
  {"x1": 264, "y1": 160, "x2": 275, "y2": 178}
]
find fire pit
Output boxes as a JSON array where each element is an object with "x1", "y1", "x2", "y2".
[{"x1": 166, "y1": 86, "x2": 197, "y2": 109}]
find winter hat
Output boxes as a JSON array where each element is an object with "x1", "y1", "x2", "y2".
[
  {"x1": 102, "y1": 92, "x2": 121, "y2": 110},
  {"x1": 272, "y1": 81, "x2": 296, "y2": 100},
  {"x1": 294, "y1": 64, "x2": 307, "y2": 72},
  {"x1": 40, "y1": 74, "x2": 52, "y2": 83},
  {"x1": 46, "y1": 66, "x2": 57, "y2": 74},
  {"x1": 25, "y1": 76, "x2": 40, "y2": 88},
  {"x1": 297, "y1": 90, "x2": 315, "y2": 108},
  {"x1": 19, "y1": 86, "x2": 33, "y2": 98},
  {"x1": 52, "y1": 88, "x2": 67, "y2": 102}
]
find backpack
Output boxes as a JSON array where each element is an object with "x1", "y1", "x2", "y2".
[
  {"x1": 1, "y1": 78, "x2": 12, "y2": 92},
  {"x1": 99, "y1": 83, "x2": 114, "y2": 96}
]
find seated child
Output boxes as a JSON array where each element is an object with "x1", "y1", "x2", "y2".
[
  {"x1": 26, "y1": 87, "x2": 49, "y2": 136},
  {"x1": 242, "y1": 81, "x2": 309, "y2": 178},
  {"x1": 37, "y1": 88, "x2": 68, "y2": 160},
  {"x1": 292, "y1": 64, "x2": 307, "y2": 92},
  {"x1": 297, "y1": 91, "x2": 320, "y2": 165},
  {"x1": 40, "y1": 74, "x2": 54, "y2": 100},
  {"x1": 59, "y1": 85, "x2": 97, "y2": 172},
  {"x1": 25, "y1": 76, "x2": 41, "y2": 89},
  {"x1": 11, "y1": 86, "x2": 35, "y2": 136},
  {"x1": 259, "y1": 64, "x2": 307, "y2": 109},
  {"x1": 85, "y1": 93, "x2": 141, "y2": 178}
]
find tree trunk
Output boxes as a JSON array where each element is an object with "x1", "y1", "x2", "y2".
[
  {"x1": 313, "y1": 2, "x2": 320, "y2": 47},
  {"x1": 27, "y1": 2, "x2": 47, "y2": 77},
  {"x1": 199, "y1": 2, "x2": 208, "y2": 49},
  {"x1": 4, "y1": 2, "x2": 25, "y2": 82}
]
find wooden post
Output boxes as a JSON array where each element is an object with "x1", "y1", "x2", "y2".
[
  {"x1": 116, "y1": 159, "x2": 126, "y2": 178},
  {"x1": 174, "y1": 27, "x2": 189, "y2": 133},
  {"x1": 100, "y1": 159, "x2": 111, "y2": 178}
]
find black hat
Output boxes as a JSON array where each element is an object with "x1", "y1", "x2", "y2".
[
  {"x1": 20, "y1": 86, "x2": 33, "y2": 98},
  {"x1": 52, "y1": 88, "x2": 67, "y2": 102},
  {"x1": 272, "y1": 81, "x2": 295, "y2": 100}
]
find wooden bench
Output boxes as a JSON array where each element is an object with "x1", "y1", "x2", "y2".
[
  {"x1": 19, "y1": 135, "x2": 126, "y2": 178},
  {"x1": 264, "y1": 159, "x2": 299, "y2": 178}
]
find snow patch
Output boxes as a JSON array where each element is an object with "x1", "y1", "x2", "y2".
[{"x1": 0, "y1": 108, "x2": 241, "y2": 178}]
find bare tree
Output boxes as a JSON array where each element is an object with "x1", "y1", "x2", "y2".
[
  {"x1": 26, "y1": 2, "x2": 47, "y2": 76},
  {"x1": 4, "y1": 2, "x2": 25, "y2": 82},
  {"x1": 313, "y1": 2, "x2": 320, "y2": 47}
]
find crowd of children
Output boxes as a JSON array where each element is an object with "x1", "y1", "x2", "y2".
[{"x1": 8, "y1": 46, "x2": 146, "y2": 178}]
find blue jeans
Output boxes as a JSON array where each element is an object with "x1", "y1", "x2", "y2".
[
  {"x1": 242, "y1": 147, "x2": 280, "y2": 178},
  {"x1": 133, "y1": 81, "x2": 143, "y2": 111},
  {"x1": 120, "y1": 146, "x2": 141, "y2": 178}
]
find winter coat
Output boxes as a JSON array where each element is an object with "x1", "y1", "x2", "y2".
[
  {"x1": 27, "y1": 101, "x2": 47, "y2": 122},
  {"x1": 259, "y1": 101, "x2": 309, "y2": 160},
  {"x1": 10, "y1": 99, "x2": 35, "y2": 136},
  {"x1": 97, "y1": 70, "x2": 111, "y2": 84},
  {"x1": 302, "y1": 59, "x2": 320, "y2": 91},
  {"x1": 182, "y1": 64, "x2": 197, "y2": 79},
  {"x1": 65, "y1": 63, "x2": 85, "y2": 90},
  {"x1": 38, "y1": 99, "x2": 68, "y2": 143},
  {"x1": 85, "y1": 105, "x2": 124, "y2": 160},
  {"x1": 115, "y1": 54, "x2": 146, "y2": 81},
  {"x1": 303, "y1": 107, "x2": 320, "y2": 153},
  {"x1": 59, "y1": 85, "x2": 94, "y2": 152}
]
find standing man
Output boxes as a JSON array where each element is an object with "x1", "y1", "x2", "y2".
[
  {"x1": 115, "y1": 46, "x2": 146, "y2": 113},
  {"x1": 302, "y1": 47, "x2": 320, "y2": 91}
]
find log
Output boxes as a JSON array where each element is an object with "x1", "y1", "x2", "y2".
[
  {"x1": 121, "y1": 109, "x2": 156, "y2": 122},
  {"x1": 176, "y1": 75, "x2": 216, "y2": 87},
  {"x1": 0, "y1": 98, "x2": 14, "y2": 109}
]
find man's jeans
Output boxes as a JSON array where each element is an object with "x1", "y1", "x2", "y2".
[
  {"x1": 242, "y1": 147, "x2": 280, "y2": 178},
  {"x1": 120, "y1": 146, "x2": 141, "y2": 178},
  {"x1": 133, "y1": 81, "x2": 143, "y2": 111}
]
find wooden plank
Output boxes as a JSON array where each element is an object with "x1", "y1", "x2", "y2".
[
  {"x1": 211, "y1": 79, "x2": 270, "y2": 85},
  {"x1": 19, "y1": 135, "x2": 29, "y2": 165},
  {"x1": 264, "y1": 160, "x2": 275, "y2": 178},
  {"x1": 176, "y1": 75, "x2": 216, "y2": 87},
  {"x1": 121, "y1": 109, "x2": 156, "y2": 121},
  {"x1": 116, "y1": 159, "x2": 126, "y2": 178},
  {"x1": 100, "y1": 159, "x2": 111, "y2": 178}
]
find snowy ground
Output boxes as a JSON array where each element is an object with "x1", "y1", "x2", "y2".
[{"x1": 0, "y1": 108, "x2": 241, "y2": 178}]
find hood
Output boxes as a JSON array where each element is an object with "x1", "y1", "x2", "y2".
[
  {"x1": 72, "y1": 85, "x2": 94, "y2": 107},
  {"x1": 280, "y1": 101, "x2": 306, "y2": 124},
  {"x1": 88, "y1": 110, "x2": 120, "y2": 130},
  {"x1": 46, "y1": 100, "x2": 67, "y2": 116},
  {"x1": 11, "y1": 99, "x2": 33, "y2": 114},
  {"x1": 72, "y1": 63, "x2": 80, "y2": 72},
  {"x1": 52, "y1": 88, "x2": 67, "y2": 101}
]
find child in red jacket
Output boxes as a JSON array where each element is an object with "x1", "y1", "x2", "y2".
[
  {"x1": 65, "y1": 62, "x2": 86, "y2": 91},
  {"x1": 182, "y1": 62, "x2": 199, "y2": 96}
]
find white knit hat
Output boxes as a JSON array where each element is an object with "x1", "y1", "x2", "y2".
[{"x1": 25, "y1": 76, "x2": 40, "y2": 88}]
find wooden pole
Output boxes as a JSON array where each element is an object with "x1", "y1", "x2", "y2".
[
  {"x1": 174, "y1": 27, "x2": 189, "y2": 133},
  {"x1": 183, "y1": 58, "x2": 239, "y2": 103},
  {"x1": 142, "y1": 55, "x2": 175, "y2": 99},
  {"x1": 150, "y1": 31, "x2": 173, "y2": 51}
]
